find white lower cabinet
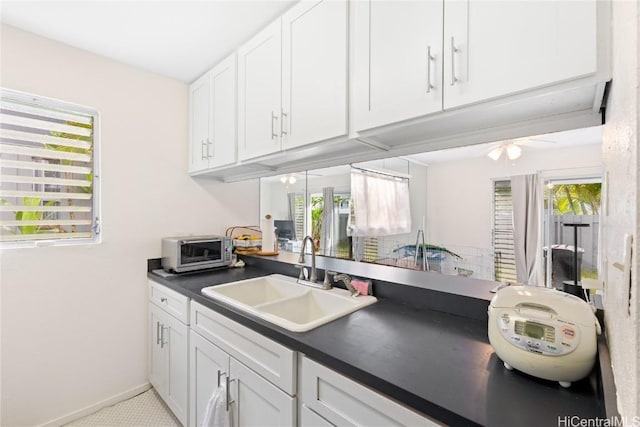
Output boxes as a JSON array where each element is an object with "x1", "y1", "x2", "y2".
[
  {"x1": 148, "y1": 289, "x2": 441, "y2": 427},
  {"x1": 300, "y1": 403, "x2": 335, "y2": 427},
  {"x1": 189, "y1": 330, "x2": 228, "y2": 427},
  {"x1": 301, "y1": 356, "x2": 440, "y2": 427},
  {"x1": 149, "y1": 301, "x2": 189, "y2": 426},
  {"x1": 189, "y1": 301, "x2": 296, "y2": 427},
  {"x1": 231, "y1": 357, "x2": 295, "y2": 426}
]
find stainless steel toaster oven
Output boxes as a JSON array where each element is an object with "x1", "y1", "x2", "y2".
[{"x1": 161, "y1": 235, "x2": 233, "y2": 273}]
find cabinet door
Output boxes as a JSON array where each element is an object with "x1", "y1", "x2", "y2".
[
  {"x1": 443, "y1": 0, "x2": 597, "y2": 109},
  {"x1": 189, "y1": 72, "x2": 212, "y2": 173},
  {"x1": 189, "y1": 330, "x2": 230, "y2": 427},
  {"x1": 282, "y1": 0, "x2": 348, "y2": 149},
  {"x1": 301, "y1": 357, "x2": 438, "y2": 427},
  {"x1": 210, "y1": 54, "x2": 237, "y2": 168},
  {"x1": 237, "y1": 19, "x2": 282, "y2": 161},
  {"x1": 163, "y1": 313, "x2": 189, "y2": 426},
  {"x1": 149, "y1": 304, "x2": 165, "y2": 393},
  {"x1": 232, "y1": 358, "x2": 295, "y2": 427},
  {"x1": 301, "y1": 404, "x2": 335, "y2": 427},
  {"x1": 353, "y1": 0, "x2": 443, "y2": 132}
]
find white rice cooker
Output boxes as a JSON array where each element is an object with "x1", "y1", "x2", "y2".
[{"x1": 488, "y1": 285, "x2": 601, "y2": 388}]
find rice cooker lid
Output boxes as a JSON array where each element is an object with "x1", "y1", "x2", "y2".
[{"x1": 489, "y1": 285, "x2": 596, "y2": 327}]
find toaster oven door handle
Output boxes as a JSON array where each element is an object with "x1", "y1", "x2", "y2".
[{"x1": 181, "y1": 239, "x2": 221, "y2": 244}]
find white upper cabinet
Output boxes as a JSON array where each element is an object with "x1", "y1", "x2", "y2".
[
  {"x1": 282, "y1": 0, "x2": 349, "y2": 150},
  {"x1": 189, "y1": 53, "x2": 237, "y2": 173},
  {"x1": 209, "y1": 55, "x2": 237, "y2": 167},
  {"x1": 189, "y1": 72, "x2": 211, "y2": 173},
  {"x1": 237, "y1": 19, "x2": 283, "y2": 161},
  {"x1": 238, "y1": 0, "x2": 349, "y2": 161},
  {"x1": 443, "y1": 0, "x2": 597, "y2": 109},
  {"x1": 353, "y1": 0, "x2": 444, "y2": 132},
  {"x1": 189, "y1": 0, "x2": 607, "y2": 181},
  {"x1": 354, "y1": 0, "x2": 601, "y2": 132}
]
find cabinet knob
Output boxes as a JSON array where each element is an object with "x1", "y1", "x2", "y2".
[{"x1": 161, "y1": 297, "x2": 167, "y2": 303}]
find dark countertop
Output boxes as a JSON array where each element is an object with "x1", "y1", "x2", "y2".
[{"x1": 148, "y1": 258, "x2": 605, "y2": 427}]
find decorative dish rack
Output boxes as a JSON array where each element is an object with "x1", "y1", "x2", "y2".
[{"x1": 225, "y1": 225, "x2": 279, "y2": 256}]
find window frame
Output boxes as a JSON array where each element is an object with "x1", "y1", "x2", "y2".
[{"x1": 0, "y1": 88, "x2": 101, "y2": 249}]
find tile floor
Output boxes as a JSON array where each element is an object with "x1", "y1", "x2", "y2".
[{"x1": 66, "y1": 388, "x2": 180, "y2": 427}]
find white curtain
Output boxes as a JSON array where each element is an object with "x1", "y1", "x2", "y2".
[
  {"x1": 511, "y1": 174, "x2": 543, "y2": 285},
  {"x1": 320, "y1": 187, "x2": 335, "y2": 256},
  {"x1": 348, "y1": 168, "x2": 411, "y2": 237},
  {"x1": 287, "y1": 192, "x2": 295, "y2": 222}
]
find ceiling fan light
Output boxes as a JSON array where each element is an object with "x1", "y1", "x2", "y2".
[
  {"x1": 280, "y1": 176, "x2": 288, "y2": 184},
  {"x1": 289, "y1": 176, "x2": 297, "y2": 184},
  {"x1": 488, "y1": 147, "x2": 503, "y2": 160},
  {"x1": 506, "y1": 144, "x2": 522, "y2": 160}
]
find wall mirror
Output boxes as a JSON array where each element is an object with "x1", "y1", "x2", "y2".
[{"x1": 260, "y1": 125, "x2": 603, "y2": 287}]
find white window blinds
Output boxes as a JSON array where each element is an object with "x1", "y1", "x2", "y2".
[
  {"x1": 493, "y1": 180, "x2": 516, "y2": 282},
  {"x1": 0, "y1": 89, "x2": 99, "y2": 245}
]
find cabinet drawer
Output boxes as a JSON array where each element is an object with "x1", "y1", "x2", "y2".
[
  {"x1": 301, "y1": 357, "x2": 439, "y2": 427},
  {"x1": 149, "y1": 280, "x2": 190, "y2": 324},
  {"x1": 191, "y1": 301, "x2": 296, "y2": 395}
]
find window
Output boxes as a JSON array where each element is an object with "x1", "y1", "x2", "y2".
[
  {"x1": 543, "y1": 179, "x2": 602, "y2": 287},
  {"x1": 0, "y1": 89, "x2": 100, "y2": 246},
  {"x1": 493, "y1": 180, "x2": 516, "y2": 282},
  {"x1": 292, "y1": 192, "x2": 305, "y2": 240}
]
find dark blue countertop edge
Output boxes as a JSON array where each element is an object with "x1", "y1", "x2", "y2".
[{"x1": 146, "y1": 257, "x2": 617, "y2": 426}]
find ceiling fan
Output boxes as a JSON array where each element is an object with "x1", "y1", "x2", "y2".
[
  {"x1": 278, "y1": 171, "x2": 324, "y2": 185},
  {"x1": 487, "y1": 137, "x2": 557, "y2": 161}
]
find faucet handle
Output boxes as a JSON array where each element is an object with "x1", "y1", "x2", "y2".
[
  {"x1": 294, "y1": 264, "x2": 308, "y2": 281},
  {"x1": 322, "y1": 271, "x2": 337, "y2": 289}
]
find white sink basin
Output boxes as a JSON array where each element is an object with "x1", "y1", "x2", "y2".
[{"x1": 201, "y1": 274, "x2": 377, "y2": 332}]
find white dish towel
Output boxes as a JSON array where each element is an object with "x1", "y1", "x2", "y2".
[{"x1": 201, "y1": 383, "x2": 231, "y2": 427}]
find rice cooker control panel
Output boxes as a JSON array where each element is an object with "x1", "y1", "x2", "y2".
[{"x1": 496, "y1": 308, "x2": 580, "y2": 356}]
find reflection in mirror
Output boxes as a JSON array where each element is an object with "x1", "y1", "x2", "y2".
[
  {"x1": 260, "y1": 126, "x2": 603, "y2": 284},
  {"x1": 259, "y1": 172, "x2": 307, "y2": 252}
]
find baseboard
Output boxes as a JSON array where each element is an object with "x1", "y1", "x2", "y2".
[{"x1": 38, "y1": 382, "x2": 152, "y2": 427}]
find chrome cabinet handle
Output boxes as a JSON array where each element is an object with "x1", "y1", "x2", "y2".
[
  {"x1": 217, "y1": 370, "x2": 235, "y2": 412},
  {"x1": 426, "y1": 46, "x2": 435, "y2": 93},
  {"x1": 271, "y1": 112, "x2": 278, "y2": 139},
  {"x1": 207, "y1": 139, "x2": 213, "y2": 159},
  {"x1": 281, "y1": 110, "x2": 288, "y2": 136},
  {"x1": 225, "y1": 375, "x2": 234, "y2": 412},
  {"x1": 156, "y1": 321, "x2": 161, "y2": 345},
  {"x1": 160, "y1": 325, "x2": 167, "y2": 349},
  {"x1": 160, "y1": 297, "x2": 167, "y2": 303},
  {"x1": 200, "y1": 140, "x2": 206, "y2": 160},
  {"x1": 450, "y1": 36, "x2": 458, "y2": 86}
]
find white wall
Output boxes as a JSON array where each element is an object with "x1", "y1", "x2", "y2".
[
  {"x1": 0, "y1": 25, "x2": 259, "y2": 426},
  {"x1": 426, "y1": 144, "x2": 602, "y2": 250},
  {"x1": 601, "y1": 0, "x2": 640, "y2": 419}
]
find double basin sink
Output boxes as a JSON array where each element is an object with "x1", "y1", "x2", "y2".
[{"x1": 201, "y1": 274, "x2": 377, "y2": 332}]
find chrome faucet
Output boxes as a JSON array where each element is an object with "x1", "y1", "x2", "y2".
[
  {"x1": 296, "y1": 235, "x2": 318, "y2": 284},
  {"x1": 333, "y1": 273, "x2": 360, "y2": 297}
]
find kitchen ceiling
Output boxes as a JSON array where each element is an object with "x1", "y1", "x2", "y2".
[
  {"x1": 406, "y1": 125, "x2": 603, "y2": 165},
  {"x1": 0, "y1": 0, "x2": 298, "y2": 83}
]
